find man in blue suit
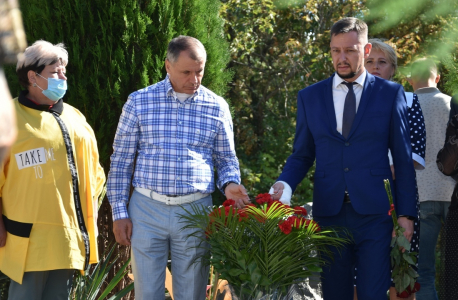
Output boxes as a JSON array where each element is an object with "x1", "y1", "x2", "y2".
[{"x1": 271, "y1": 17, "x2": 417, "y2": 299}]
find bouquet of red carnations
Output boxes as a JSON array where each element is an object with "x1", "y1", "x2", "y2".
[{"x1": 181, "y1": 193, "x2": 348, "y2": 300}]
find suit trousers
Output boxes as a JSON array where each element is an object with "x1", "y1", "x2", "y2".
[{"x1": 314, "y1": 202, "x2": 393, "y2": 300}]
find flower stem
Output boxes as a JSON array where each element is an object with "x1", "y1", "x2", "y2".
[{"x1": 384, "y1": 179, "x2": 398, "y2": 227}]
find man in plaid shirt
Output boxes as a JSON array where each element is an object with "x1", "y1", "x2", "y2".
[{"x1": 107, "y1": 36, "x2": 249, "y2": 300}]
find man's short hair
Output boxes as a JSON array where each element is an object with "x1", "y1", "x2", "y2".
[
  {"x1": 411, "y1": 58, "x2": 437, "y2": 82},
  {"x1": 166, "y1": 36, "x2": 206, "y2": 63},
  {"x1": 330, "y1": 17, "x2": 368, "y2": 42},
  {"x1": 16, "y1": 40, "x2": 68, "y2": 88},
  {"x1": 369, "y1": 38, "x2": 398, "y2": 73}
]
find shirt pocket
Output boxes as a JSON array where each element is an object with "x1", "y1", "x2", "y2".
[
  {"x1": 139, "y1": 137, "x2": 163, "y2": 157},
  {"x1": 188, "y1": 128, "x2": 217, "y2": 148}
]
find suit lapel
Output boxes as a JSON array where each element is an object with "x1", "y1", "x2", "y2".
[
  {"x1": 324, "y1": 75, "x2": 344, "y2": 140},
  {"x1": 347, "y1": 72, "x2": 374, "y2": 139}
]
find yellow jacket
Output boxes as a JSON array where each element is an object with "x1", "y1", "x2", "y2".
[{"x1": 0, "y1": 93, "x2": 105, "y2": 283}]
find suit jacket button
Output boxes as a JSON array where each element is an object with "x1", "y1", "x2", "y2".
[
  {"x1": 344, "y1": 168, "x2": 349, "y2": 172},
  {"x1": 345, "y1": 142, "x2": 350, "y2": 146}
]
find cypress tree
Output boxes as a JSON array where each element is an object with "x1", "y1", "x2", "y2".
[{"x1": 5, "y1": 0, "x2": 231, "y2": 296}]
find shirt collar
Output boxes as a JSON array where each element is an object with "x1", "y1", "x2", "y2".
[
  {"x1": 165, "y1": 75, "x2": 201, "y2": 102},
  {"x1": 18, "y1": 90, "x2": 64, "y2": 115},
  {"x1": 333, "y1": 70, "x2": 367, "y2": 89},
  {"x1": 414, "y1": 87, "x2": 440, "y2": 94}
]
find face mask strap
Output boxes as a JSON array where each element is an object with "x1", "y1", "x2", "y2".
[{"x1": 33, "y1": 73, "x2": 47, "y2": 92}]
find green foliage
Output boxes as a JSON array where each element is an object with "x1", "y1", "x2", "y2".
[
  {"x1": 443, "y1": 55, "x2": 458, "y2": 98},
  {"x1": 70, "y1": 244, "x2": 134, "y2": 300},
  {"x1": 364, "y1": 0, "x2": 458, "y2": 90},
  {"x1": 180, "y1": 197, "x2": 349, "y2": 299}
]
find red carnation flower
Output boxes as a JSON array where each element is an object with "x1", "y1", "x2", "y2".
[
  {"x1": 279, "y1": 218, "x2": 293, "y2": 235},
  {"x1": 237, "y1": 210, "x2": 249, "y2": 222},
  {"x1": 222, "y1": 199, "x2": 235, "y2": 207},
  {"x1": 256, "y1": 193, "x2": 274, "y2": 206},
  {"x1": 294, "y1": 206, "x2": 308, "y2": 216}
]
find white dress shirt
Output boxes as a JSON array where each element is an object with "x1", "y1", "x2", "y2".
[{"x1": 272, "y1": 71, "x2": 367, "y2": 205}]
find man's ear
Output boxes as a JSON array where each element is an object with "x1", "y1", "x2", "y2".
[
  {"x1": 364, "y1": 43, "x2": 372, "y2": 58},
  {"x1": 435, "y1": 74, "x2": 440, "y2": 84},
  {"x1": 165, "y1": 59, "x2": 171, "y2": 74}
]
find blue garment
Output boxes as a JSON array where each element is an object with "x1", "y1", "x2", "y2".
[
  {"x1": 315, "y1": 203, "x2": 393, "y2": 300},
  {"x1": 129, "y1": 190, "x2": 211, "y2": 300},
  {"x1": 278, "y1": 72, "x2": 417, "y2": 217},
  {"x1": 416, "y1": 200, "x2": 449, "y2": 300},
  {"x1": 277, "y1": 72, "x2": 417, "y2": 298},
  {"x1": 107, "y1": 76, "x2": 240, "y2": 220}
]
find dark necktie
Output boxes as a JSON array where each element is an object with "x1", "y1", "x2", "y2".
[{"x1": 342, "y1": 81, "x2": 357, "y2": 139}]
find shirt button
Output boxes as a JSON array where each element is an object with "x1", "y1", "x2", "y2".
[
  {"x1": 176, "y1": 176, "x2": 180, "y2": 180},
  {"x1": 178, "y1": 158, "x2": 181, "y2": 161},
  {"x1": 344, "y1": 168, "x2": 349, "y2": 172},
  {"x1": 179, "y1": 121, "x2": 182, "y2": 125},
  {"x1": 345, "y1": 142, "x2": 350, "y2": 146}
]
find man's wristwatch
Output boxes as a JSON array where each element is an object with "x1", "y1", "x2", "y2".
[{"x1": 222, "y1": 181, "x2": 238, "y2": 195}]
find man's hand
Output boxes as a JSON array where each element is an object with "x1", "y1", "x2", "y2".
[
  {"x1": 397, "y1": 216, "x2": 414, "y2": 242},
  {"x1": 225, "y1": 183, "x2": 250, "y2": 208},
  {"x1": 113, "y1": 218, "x2": 133, "y2": 246},
  {"x1": 271, "y1": 182, "x2": 284, "y2": 200},
  {"x1": 393, "y1": 217, "x2": 414, "y2": 252}
]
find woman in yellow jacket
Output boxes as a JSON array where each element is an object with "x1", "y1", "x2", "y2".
[{"x1": 0, "y1": 40, "x2": 105, "y2": 300}]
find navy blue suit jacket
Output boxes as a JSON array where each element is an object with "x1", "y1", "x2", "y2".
[{"x1": 278, "y1": 72, "x2": 417, "y2": 218}]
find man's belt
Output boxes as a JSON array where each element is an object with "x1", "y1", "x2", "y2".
[{"x1": 135, "y1": 187, "x2": 209, "y2": 205}]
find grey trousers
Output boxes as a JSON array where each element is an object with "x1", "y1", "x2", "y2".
[{"x1": 8, "y1": 269, "x2": 74, "y2": 300}]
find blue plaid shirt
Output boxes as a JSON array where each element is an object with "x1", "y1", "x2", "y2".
[{"x1": 107, "y1": 76, "x2": 241, "y2": 221}]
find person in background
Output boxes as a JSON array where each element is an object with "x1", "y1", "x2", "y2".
[
  {"x1": 107, "y1": 35, "x2": 249, "y2": 300},
  {"x1": 408, "y1": 57, "x2": 454, "y2": 300},
  {"x1": 436, "y1": 114, "x2": 458, "y2": 300},
  {"x1": 0, "y1": 0, "x2": 27, "y2": 163},
  {"x1": 0, "y1": 40, "x2": 106, "y2": 300},
  {"x1": 0, "y1": 70, "x2": 16, "y2": 163}
]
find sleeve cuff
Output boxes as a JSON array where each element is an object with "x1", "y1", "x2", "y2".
[
  {"x1": 388, "y1": 149, "x2": 393, "y2": 166},
  {"x1": 412, "y1": 153, "x2": 425, "y2": 170},
  {"x1": 269, "y1": 181, "x2": 292, "y2": 206},
  {"x1": 111, "y1": 201, "x2": 130, "y2": 221}
]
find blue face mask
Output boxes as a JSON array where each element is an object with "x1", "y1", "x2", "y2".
[{"x1": 35, "y1": 73, "x2": 67, "y2": 102}]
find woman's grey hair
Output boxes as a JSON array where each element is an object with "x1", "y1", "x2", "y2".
[
  {"x1": 368, "y1": 38, "x2": 398, "y2": 73},
  {"x1": 166, "y1": 35, "x2": 206, "y2": 63},
  {"x1": 16, "y1": 40, "x2": 68, "y2": 88}
]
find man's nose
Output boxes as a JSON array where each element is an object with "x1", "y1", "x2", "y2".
[{"x1": 339, "y1": 52, "x2": 347, "y2": 62}]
